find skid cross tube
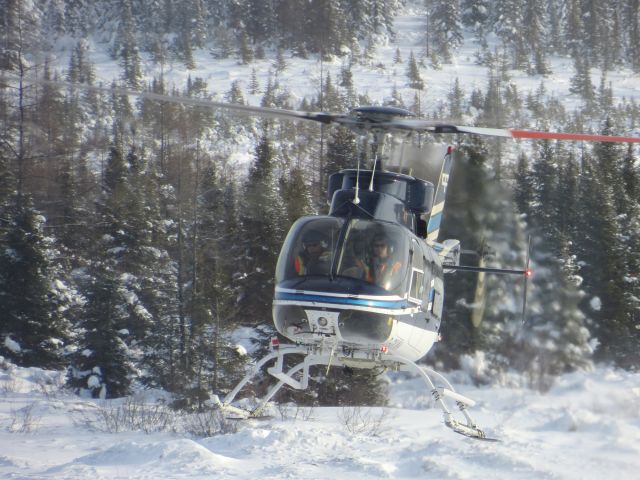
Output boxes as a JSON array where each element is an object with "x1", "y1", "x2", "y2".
[{"x1": 222, "y1": 345, "x2": 308, "y2": 406}]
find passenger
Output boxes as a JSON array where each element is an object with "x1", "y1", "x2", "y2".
[
  {"x1": 369, "y1": 234, "x2": 402, "y2": 290},
  {"x1": 294, "y1": 230, "x2": 331, "y2": 275}
]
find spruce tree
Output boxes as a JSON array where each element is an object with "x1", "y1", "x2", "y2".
[
  {"x1": 115, "y1": 0, "x2": 142, "y2": 88},
  {"x1": 236, "y1": 134, "x2": 287, "y2": 356},
  {"x1": 428, "y1": 0, "x2": 463, "y2": 63},
  {"x1": 325, "y1": 126, "x2": 357, "y2": 178},
  {"x1": 68, "y1": 258, "x2": 134, "y2": 398},
  {"x1": 187, "y1": 163, "x2": 248, "y2": 400},
  {"x1": 0, "y1": 198, "x2": 72, "y2": 368},
  {"x1": 447, "y1": 78, "x2": 465, "y2": 120},
  {"x1": 406, "y1": 51, "x2": 424, "y2": 90},
  {"x1": 514, "y1": 152, "x2": 533, "y2": 219},
  {"x1": 569, "y1": 56, "x2": 595, "y2": 107},
  {"x1": 574, "y1": 153, "x2": 635, "y2": 368}
]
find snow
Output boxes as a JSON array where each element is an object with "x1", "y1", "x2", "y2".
[
  {"x1": 3, "y1": 337, "x2": 21, "y2": 354},
  {"x1": 1, "y1": 359, "x2": 639, "y2": 479},
  {"x1": 3, "y1": 3, "x2": 639, "y2": 479}
]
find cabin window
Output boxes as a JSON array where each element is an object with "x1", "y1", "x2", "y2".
[
  {"x1": 276, "y1": 216, "x2": 409, "y2": 295},
  {"x1": 407, "y1": 240, "x2": 425, "y2": 303},
  {"x1": 428, "y1": 277, "x2": 444, "y2": 319},
  {"x1": 275, "y1": 216, "x2": 344, "y2": 282},
  {"x1": 336, "y1": 219, "x2": 409, "y2": 294},
  {"x1": 409, "y1": 269, "x2": 424, "y2": 302}
]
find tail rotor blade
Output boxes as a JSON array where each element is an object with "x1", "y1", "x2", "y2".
[{"x1": 522, "y1": 236, "x2": 532, "y2": 324}]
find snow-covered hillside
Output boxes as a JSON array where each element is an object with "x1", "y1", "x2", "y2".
[
  {"x1": 1, "y1": 358, "x2": 639, "y2": 479},
  {"x1": 2, "y1": 3, "x2": 639, "y2": 479}
]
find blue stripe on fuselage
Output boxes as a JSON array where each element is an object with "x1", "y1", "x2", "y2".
[{"x1": 274, "y1": 291, "x2": 407, "y2": 309}]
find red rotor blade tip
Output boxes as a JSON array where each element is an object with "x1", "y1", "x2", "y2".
[{"x1": 509, "y1": 129, "x2": 640, "y2": 143}]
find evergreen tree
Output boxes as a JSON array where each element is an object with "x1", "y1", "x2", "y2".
[
  {"x1": 249, "y1": 68, "x2": 260, "y2": 95},
  {"x1": 114, "y1": 0, "x2": 142, "y2": 88},
  {"x1": 280, "y1": 166, "x2": 313, "y2": 224},
  {"x1": 386, "y1": 84, "x2": 405, "y2": 108},
  {"x1": 67, "y1": 39, "x2": 95, "y2": 85},
  {"x1": 239, "y1": 32, "x2": 254, "y2": 65},
  {"x1": 226, "y1": 80, "x2": 245, "y2": 104},
  {"x1": 523, "y1": 0, "x2": 550, "y2": 75},
  {"x1": 461, "y1": 0, "x2": 490, "y2": 41},
  {"x1": 237, "y1": 134, "x2": 287, "y2": 327},
  {"x1": 492, "y1": 0, "x2": 527, "y2": 69},
  {"x1": 569, "y1": 56, "x2": 595, "y2": 107},
  {"x1": 529, "y1": 141, "x2": 561, "y2": 245},
  {"x1": 428, "y1": 0, "x2": 463, "y2": 63},
  {"x1": 68, "y1": 258, "x2": 134, "y2": 398},
  {"x1": 406, "y1": 51, "x2": 424, "y2": 90},
  {"x1": 514, "y1": 152, "x2": 533, "y2": 219},
  {"x1": 447, "y1": 77, "x2": 465, "y2": 120},
  {"x1": 574, "y1": 147, "x2": 638, "y2": 368},
  {"x1": 37, "y1": 61, "x2": 67, "y2": 159},
  {"x1": 625, "y1": 0, "x2": 640, "y2": 72},
  {"x1": 0, "y1": 198, "x2": 71, "y2": 368},
  {"x1": 563, "y1": 0, "x2": 584, "y2": 57},
  {"x1": 0, "y1": 0, "x2": 40, "y2": 71},
  {"x1": 393, "y1": 47, "x2": 402, "y2": 64},
  {"x1": 325, "y1": 127, "x2": 357, "y2": 179},
  {"x1": 622, "y1": 144, "x2": 640, "y2": 202},
  {"x1": 273, "y1": 48, "x2": 287, "y2": 74}
]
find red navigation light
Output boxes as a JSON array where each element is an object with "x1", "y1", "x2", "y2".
[{"x1": 525, "y1": 268, "x2": 533, "y2": 278}]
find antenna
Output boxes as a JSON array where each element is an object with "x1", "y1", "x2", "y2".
[
  {"x1": 368, "y1": 131, "x2": 387, "y2": 191},
  {"x1": 353, "y1": 134, "x2": 367, "y2": 205}
]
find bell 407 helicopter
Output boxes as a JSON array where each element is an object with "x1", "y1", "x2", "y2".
[
  {"x1": 29, "y1": 76, "x2": 640, "y2": 439},
  {"x1": 199, "y1": 103, "x2": 640, "y2": 440}
]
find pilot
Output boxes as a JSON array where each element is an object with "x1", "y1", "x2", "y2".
[
  {"x1": 369, "y1": 234, "x2": 402, "y2": 290},
  {"x1": 294, "y1": 230, "x2": 331, "y2": 275}
]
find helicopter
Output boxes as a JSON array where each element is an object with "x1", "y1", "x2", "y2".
[
  {"x1": 14, "y1": 75, "x2": 640, "y2": 439},
  {"x1": 201, "y1": 104, "x2": 640, "y2": 440}
]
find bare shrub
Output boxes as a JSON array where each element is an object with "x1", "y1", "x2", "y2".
[
  {"x1": 7, "y1": 402, "x2": 42, "y2": 433},
  {"x1": 1, "y1": 377, "x2": 18, "y2": 395},
  {"x1": 337, "y1": 406, "x2": 390, "y2": 436},
  {"x1": 276, "y1": 402, "x2": 315, "y2": 422},
  {"x1": 74, "y1": 397, "x2": 177, "y2": 434},
  {"x1": 180, "y1": 409, "x2": 238, "y2": 437}
]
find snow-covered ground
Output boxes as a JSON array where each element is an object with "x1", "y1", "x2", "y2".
[
  {"x1": 4, "y1": 3, "x2": 639, "y2": 479},
  {"x1": 1, "y1": 359, "x2": 639, "y2": 479}
]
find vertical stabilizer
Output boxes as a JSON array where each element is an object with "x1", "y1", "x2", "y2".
[{"x1": 427, "y1": 146, "x2": 455, "y2": 242}]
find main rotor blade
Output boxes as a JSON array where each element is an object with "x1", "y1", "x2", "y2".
[
  {"x1": 9, "y1": 73, "x2": 640, "y2": 142},
  {"x1": 455, "y1": 125, "x2": 640, "y2": 143},
  {"x1": 10, "y1": 75, "x2": 340, "y2": 125},
  {"x1": 509, "y1": 129, "x2": 640, "y2": 143},
  {"x1": 108, "y1": 85, "x2": 339, "y2": 124}
]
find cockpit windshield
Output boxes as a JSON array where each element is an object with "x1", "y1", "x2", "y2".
[{"x1": 276, "y1": 216, "x2": 409, "y2": 295}]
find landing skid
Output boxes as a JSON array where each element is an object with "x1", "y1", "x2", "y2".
[{"x1": 211, "y1": 343, "x2": 492, "y2": 440}]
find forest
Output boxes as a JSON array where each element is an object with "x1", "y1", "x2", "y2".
[{"x1": 1, "y1": 0, "x2": 639, "y2": 408}]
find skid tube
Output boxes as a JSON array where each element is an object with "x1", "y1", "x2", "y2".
[{"x1": 212, "y1": 343, "x2": 490, "y2": 439}]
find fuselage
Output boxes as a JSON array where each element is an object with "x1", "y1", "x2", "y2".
[{"x1": 273, "y1": 213, "x2": 444, "y2": 363}]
